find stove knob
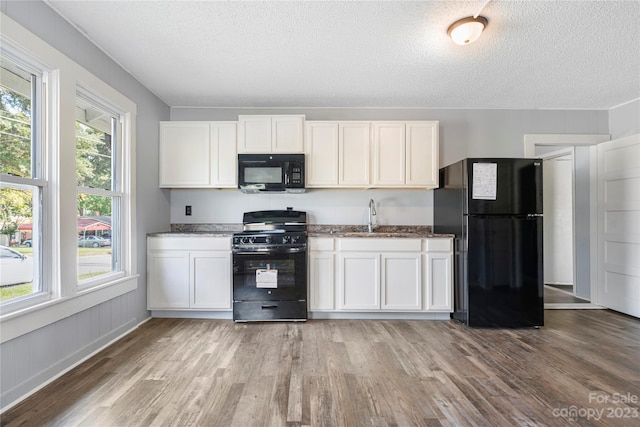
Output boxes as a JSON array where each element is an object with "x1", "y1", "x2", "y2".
[
  {"x1": 242, "y1": 237, "x2": 250, "y2": 244},
  {"x1": 291, "y1": 235, "x2": 299, "y2": 243},
  {"x1": 248, "y1": 236, "x2": 255, "y2": 244},
  {"x1": 282, "y1": 236, "x2": 291, "y2": 244},
  {"x1": 265, "y1": 236, "x2": 272, "y2": 244}
]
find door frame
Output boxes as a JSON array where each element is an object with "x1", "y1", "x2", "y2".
[
  {"x1": 539, "y1": 147, "x2": 576, "y2": 293},
  {"x1": 524, "y1": 134, "x2": 610, "y2": 306}
]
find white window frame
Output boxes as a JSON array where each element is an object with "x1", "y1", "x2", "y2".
[
  {"x1": 0, "y1": 13, "x2": 138, "y2": 342},
  {"x1": 0, "y1": 43, "x2": 51, "y2": 312},
  {"x1": 75, "y1": 90, "x2": 126, "y2": 290}
]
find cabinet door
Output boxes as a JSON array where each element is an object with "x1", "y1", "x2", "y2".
[
  {"x1": 272, "y1": 115, "x2": 304, "y2": 153},
  {"x1": 210, "y1": 122, "x2": 237, "y2": 187},
  {"x1": 148, "y1": 251, "x2": 190, "y2": 309},
  {"x1": 338, "y1": 252, "x2": 379, "y2": 310},
  {"x1": 305, "y1": 121, "x2": 339, "y2": 186},
  {"x1": 373, "y1": 122, "x2": 406, "y2": 186},
  {"x1": 424, "y1": 252, "x2": 453, "y2": 311},
  {"x1": 381, "y1": 253, "x2": 421, "y2": 310},
  {"x1": 339, "y1": 122, "x2": 371, "y2": 186},
  {"x1": 406, "y1": 121, "x2": 439, "y2": 187},
  {"x1": 309, "y1": 251, "x2": 335, "y2": 310},
  {"x1": 159, "y1": 122, "x2": 211, "y2": 187},
  {"x1": 191, "y1": 251, "x2": 232, "y2": 309},
  {"x1": 238, "y1": 116, "x2": 271, "y2": 153}
]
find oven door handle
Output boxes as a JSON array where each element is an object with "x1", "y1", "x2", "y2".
[{"x1": 233, "y1": 248, "x2": 306, "y2": 255}]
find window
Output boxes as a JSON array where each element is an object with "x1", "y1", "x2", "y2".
[
  {"x1": 0, "y1": 54, "x2": 45, "y2": 305},
  {"x1": 1, "y1": 18, "x2": 136, "y2": 336},
  {"x1": 75, "y1": 93, "x2": 123, "y2": 287}
]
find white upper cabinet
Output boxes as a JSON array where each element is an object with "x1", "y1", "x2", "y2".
[
  {"x1": 304, "y1": 120, "x2": 438, "y2": 189},
  {"x1": 159, "y1": 118, "x2": 436, "y2": 189},
  {"x1": 305, "y1": 121, "x2": 339, "y2": 187},
  {"x1": 406, "y1": 121, "x2": 439, "y2": 187},
  {"x1": 210, "y1": 122, "x2": 238, "y2": 187},
  {"x1": 159, "y1": 122, "x2": 211, "y2": 187},
  {"x1": 339, "y1": 122, "x2": 371, "y2": 186},
  {"x1": 159, "y1": 121, "x2": 237, "y2": 188},
  {"x1": 373, "y1": 122, "x2": 406, "y2": 186},
  {"x1": 373, "y1": 121, "x2": 439, "y2": 188},
  {"x1": 237, "y1": 115, "x2": 304, "y2": 153}
]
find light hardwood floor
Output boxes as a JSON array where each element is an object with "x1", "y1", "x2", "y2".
[{"x1": 2, "y1": 310, "x2": 639, "y2": 426}]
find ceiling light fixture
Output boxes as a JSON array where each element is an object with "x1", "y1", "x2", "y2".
[{"x1": 447, "y1": 16, "x2": 488, "y2": 45}]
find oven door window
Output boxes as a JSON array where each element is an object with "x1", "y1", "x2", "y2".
[{"x1": 233, "y1": 251, "x2": 306, "y2": 301}]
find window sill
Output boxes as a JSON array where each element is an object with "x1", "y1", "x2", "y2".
[{"x1": 0, "y1": 274, "x2": 139, "y2": 343}]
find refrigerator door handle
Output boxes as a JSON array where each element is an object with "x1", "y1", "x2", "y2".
[{"x1": 527, "y1": 214, "x2": 543, "y2": 218}]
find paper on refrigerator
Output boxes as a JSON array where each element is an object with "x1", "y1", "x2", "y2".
[{"x1": 472, "y1": 162, "x2": 497, "y2": 200}]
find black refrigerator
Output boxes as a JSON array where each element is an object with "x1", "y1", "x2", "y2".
[{"x1": 434, "y1": 158, "x2": 544, "y2": 328}]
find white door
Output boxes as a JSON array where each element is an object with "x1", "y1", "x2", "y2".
[
  {"x1": 339, "y1": 122, "x2": 371, "y2": 186},
  {"x1": 338, "y1": 252, "x2": 379, "y2": 309},
  {"x1": 543, "y1": 152, "x2": 575, "y2": 287},
  {"x1": 373, "y1": 122, "x2": 405, "y2": 186},
  {"x1": 380, "y1": 253, "x2": 421, "y2": 310},
  {"x1": 597, "y1": 134, "x2": 640, "y2": 317},
  {"x1": 191, "y1": 251, "x2": 231, "y2": 309},
  {"x1": 237, "y1": 116, "x2": 271, "y2": 153},
  {"x1": 271, "y1": 115, "x2": 304, "y2": 153},
  {"x1": 305, "y1": 121, "x2": 339, "y2": 186},
  {"x1": 406, "y1": 121, "x2": 439, "y2": 187},
  {"x1": 159, "y1": 122, "x2": 211, "y2": 187},
  {"x1": 210, "y1": 122, "x2": 237, "y2": 187},
  {"x1": 148, "y1": 251, "x2": 190, "y2": 309},
  {"x1": 309, "y1": 251, "x2": 335, "y2": 310},
  {"x1": 424, "y1": 252, "x2": 453, "y2": 312}
]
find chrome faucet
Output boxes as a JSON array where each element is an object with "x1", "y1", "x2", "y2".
[{"x1": 368, "y1": 199, "x2": 377, "y2": 232}]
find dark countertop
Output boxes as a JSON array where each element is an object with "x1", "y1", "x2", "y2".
[
  {"x1": 147, "y1": 231, "x2": 236, "y2": 237},
  {"x1": 148, "y1": 224, "x2": 453, "y2": 239},
  {"x1": 308, "y1": 225, "x2": 453, "y2": 239}
]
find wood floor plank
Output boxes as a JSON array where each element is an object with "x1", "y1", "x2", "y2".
[{"x1": 2, "y1": 310, "x2": 639, "y2": 426}]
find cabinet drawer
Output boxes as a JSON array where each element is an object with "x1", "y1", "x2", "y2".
[
  {"x1": 309, "y1": 238, "x2": 334, "y2": 251},
  {"x1": 148, "y1": 236, "x2": 231, "y2": 251},
  {"x1": 423, "y1": 238, "x2": 452, "y2": 252},
  {"x1": 338, "y1": 238, "x2": 421, "y2": 252}
]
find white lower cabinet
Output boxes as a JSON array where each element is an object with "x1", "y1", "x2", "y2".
[
  {"x1": 309, "y1": 237, "x2": 451, "y2": 313},
  {"x1": 309, "y1": 250, "x2": 335, "y2": 310},
  {"x1": 191, "y1": 251, "x2": 232, "y2": 309},
  {"x1": 339, "y1": 252, "x2": 380, "y2": 310},
  {"x1": 148, "y1": 251, "x2": 190, "y2": 308},
  {"x1": 423, "y1": 239, "x2": 453, "y2": 312},
  {"x1": 148, "y1": 236, "x2": 232, "y2": 310},
  {"x1": 381, "y1": 253, "x2": 422, "y2": 310}
]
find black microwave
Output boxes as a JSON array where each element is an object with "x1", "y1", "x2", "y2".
[{"x1": 238, "y1": 154, "x2": 305, "y2": 193}]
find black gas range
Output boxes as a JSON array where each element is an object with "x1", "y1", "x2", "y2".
[{"x1": 232, "y1": 209, "x2": 307, "y2": 322}]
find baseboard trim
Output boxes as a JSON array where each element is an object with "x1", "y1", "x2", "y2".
[
  {"x1": 309, "y1": 312, "x2": 451, "y2": 320},
  {"x1": 544, "y1": 303, "x2": 604, "y2": 310}
]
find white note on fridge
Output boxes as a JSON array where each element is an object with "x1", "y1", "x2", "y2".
[{"x1": 472, "y1": 162, "x2": 497, "y2": 200}]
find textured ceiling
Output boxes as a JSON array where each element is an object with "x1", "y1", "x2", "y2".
[{"x1": 45, "y1": 0, "x2": 640, "y2": 110}]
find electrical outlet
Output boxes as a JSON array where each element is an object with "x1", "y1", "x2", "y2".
[{"x1": 185, "y1": 205, "x2": 192, "y2": 216}]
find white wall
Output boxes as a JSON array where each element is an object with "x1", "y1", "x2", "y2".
[
  {"x1": 171, "y1": 189, "x2": 433, "y2": 225},
  {"x1": 609, "y1": 99, "x2": 640, "y2": 139},
  {"x1": 170, "y1": 107, "x2": 608, "y2": 225},
  {"x1": 0, "y1": 1, "x2": 169, "y2": 409}
]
